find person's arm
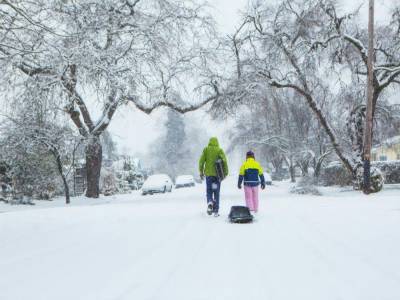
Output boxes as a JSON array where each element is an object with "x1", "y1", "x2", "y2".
[
  {"x1": 220, "y1": 150, "x2": 229, "y2": 176},
  {"x1": 199, "y1": 148, "x2": 206, "y2": 177},
  {"x1": 238, "y1": 163, "x2": 245, "y2": 189},
  {"x1": 258, "y1": 163, "x2": 265, "y2": 189}
]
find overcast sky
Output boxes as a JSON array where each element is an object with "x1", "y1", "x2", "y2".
[
  {"x1": 108, "y1": 0, "x2": 248, "y2": 156},
  {"x1": 107, "y1": 0, "x2": 395, "y2": 157}
]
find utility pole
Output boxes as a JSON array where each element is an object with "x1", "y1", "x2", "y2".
[{"x1": 363, "y1": 0, "x2": 374, "y2": 194}]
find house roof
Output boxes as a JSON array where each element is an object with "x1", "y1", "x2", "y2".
[{"x1": 372, "y1": 135, "x2": 400, "y2": 152}]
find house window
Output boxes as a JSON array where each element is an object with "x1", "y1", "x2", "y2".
[{"x1": 379, "y1": 155, "x2": 387, "y2": 161}]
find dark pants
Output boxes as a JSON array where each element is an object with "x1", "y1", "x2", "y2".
[{"x1": 206, "y1": 176, "x2": 221, "y2": 212}]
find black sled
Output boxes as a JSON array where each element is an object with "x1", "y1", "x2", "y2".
[{"x1": 228, "y1": 206, "x2": 253, "y2": 223}]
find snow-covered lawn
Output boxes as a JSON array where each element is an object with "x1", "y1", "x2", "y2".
[{"x1": 1, "y1": 178, "x2": 400, "y2": 300}]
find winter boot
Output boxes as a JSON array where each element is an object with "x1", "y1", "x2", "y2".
[{"x1": 207, "y1": 202, "x2": 213, "y2": 215}]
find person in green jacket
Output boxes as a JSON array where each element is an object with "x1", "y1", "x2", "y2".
[{"x1": 199, "y1": 137, "x2": 228, "y2": 217}]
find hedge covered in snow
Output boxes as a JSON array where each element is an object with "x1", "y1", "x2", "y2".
[
  {"x1": 320, "y1": 162, "x2": 353, "y2": 186},
  {"x1": 291, "y1": 176, "x2": 322, "y2": 195},
  {"x1": 321, "y1": 160, "x2": 400, "y2": 186},
  {"x1": 372, "y1": 161, "x2": 400, "y2": 184}
]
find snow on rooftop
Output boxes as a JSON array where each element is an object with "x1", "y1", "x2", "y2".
[{"x1": 373, "y1": 135, "x2": 400, "y2": 150}]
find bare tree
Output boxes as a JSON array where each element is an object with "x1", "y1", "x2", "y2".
[
  {"x1": 321, "y1": 2, "x2": 400, "y2": 114},
  {"x1": 217, "y1": 0, "x2": 398, "y2": 192},
  {"x1": 244, "y1": 0, "x2": 355, "y2": 173}
]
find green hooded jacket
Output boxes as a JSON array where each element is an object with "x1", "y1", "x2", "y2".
[{"x1": 199, "y1": 137, "x2": 228, "y2": 177}]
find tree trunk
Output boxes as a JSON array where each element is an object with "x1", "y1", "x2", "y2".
[
  {"x1": 289, "y1": 165, "x2": 296, "y2": 183},
  {"x1": 52, "y1": 150, "x2": 70, "y2": 204},
  {"x1": 60, "y1": 171, "x2": 70, "y2": 205},
  {"x1": 271, "y1": 156, "x2": 283, "y2": 174},
  {"x1": 314, "y1": 157, "x2": 324, "y2": 179},
  {"x1": 85, "y1": 136, "x2": 102, "y2": 198},
  {"x1": 347, "y1": 106, "x2": 365, "y2": 164},
  {"x1": 289, "y1": 156, "x2": 296, "y2": 183},
  {"x1": 363, "y1": 0, "x2": 375, "y2": 194},
  {"x1": 299, "y1": 161, "x2": 309, "y2": 176}
]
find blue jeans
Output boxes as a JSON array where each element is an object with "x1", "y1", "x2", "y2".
[{"x1": 206, "y1": 176, "x2": 220, "y2": 212}]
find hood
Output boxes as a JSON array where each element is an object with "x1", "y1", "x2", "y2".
[{"x1": 208, "y1": 137, "x2": 219, "y2": 147}]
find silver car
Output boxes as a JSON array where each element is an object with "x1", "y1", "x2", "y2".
[{"x1": 175, "y1": 175, "x2": 195, "y2": 188}]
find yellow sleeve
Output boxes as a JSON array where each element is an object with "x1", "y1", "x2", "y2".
[
  {"x1": 199, "y1": 148, "x2": 206, "y2": 173},
  {"x1": 239, "y1": 163, "x2": 246, "y2": 176},
  {"x1": 257, "y1": 162, "x2": 263, "y2": 175}
]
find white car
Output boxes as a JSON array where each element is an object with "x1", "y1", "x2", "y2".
[
  {"x1": 264, "y1": 173, "x2": 272, "y2": 185},
  {"x1": 141, "y1": 174, "x2": 173, "y2": 195},
  {"x1": 175, "y1": 175, "x2": 195, "y2": 188}
]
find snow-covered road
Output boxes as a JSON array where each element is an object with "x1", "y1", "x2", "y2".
[{"x1": 1, "y1": 179, "x2": 400, "y2": 300}]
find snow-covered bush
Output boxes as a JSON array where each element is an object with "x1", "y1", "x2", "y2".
[
  {"x1": 100, "y1": 167, "x2": 117, "y2": 196},
  {"x1": 320, "y1": 162, "x2": 353, "y2": 186},
  {"x1": 8, "y1": 196, "x2": 35, "y2": 206},
  {"x1": 0, "y1": 115, "x2": 79, "y2": 203},
  {"x1": 372, "y1": 161, "x2": 400, "y2": 184},
  {"x1": 369, "y1": 167, "x2": 385, "y2": 193},
  {"x1": 0, "y1": 161, "x2": 12, "y2": 203},
  {"x1": 1, "y1": 166, "x2": 35, "y2": 205},
  {"x1": 353, "y1": 166, "x2": 384, "y2": 193},
  {"x1": 0, "y1": 150, "x2": 61, "y2": 200},
  {"x1": 321, "y1": 161, "x2": 396, "y2": 190},
  {"x1": 113, "y1": 157, "x2": 145, "y2": 192},
  {"x1": 100, "y1": 161, "x2": 145, "y2": 195},
  {"x1": 116, "y1": 170, "x2": 144, "y2": 191},
  {"x1": 290, "y1": 176, "x2": 322, "y2": 196}
]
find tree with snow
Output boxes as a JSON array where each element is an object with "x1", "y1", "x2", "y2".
[
  {"x1": 0, "y1": 109, "x2": 79, "y2": 204},
  {"x1": 211, "y1": 0, "x2": 399, "y2": 192},
  {"x1": 150, "y1": 109, "x2": 199, "y2": 180},
  {"x1": 0, "y1": 0, "x2": 221, "y2": 198}
]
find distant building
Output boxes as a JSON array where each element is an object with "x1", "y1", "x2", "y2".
[{"x1": 372, "y1": 136, "x2": 400, "y2": 161}]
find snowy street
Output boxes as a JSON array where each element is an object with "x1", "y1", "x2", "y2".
[
  {"x1": 1, "y1": 179, "x2": 400, "y2": 300},
  {"x1": 2, "y1": 0, "x2": 400, "y2": 299}
]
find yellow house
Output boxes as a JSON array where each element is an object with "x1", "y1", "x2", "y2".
[{"x1": 372, "y1": 136, "x2": 400, "y2": 161}]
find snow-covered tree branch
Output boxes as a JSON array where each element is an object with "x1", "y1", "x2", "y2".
[{"x1": 1, "y1": 0, "x2": 221, "y2": 198}]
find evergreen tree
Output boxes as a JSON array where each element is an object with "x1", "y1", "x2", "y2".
[{"x1": 151, "y1": 109, "x2": 193, "y2": 180}]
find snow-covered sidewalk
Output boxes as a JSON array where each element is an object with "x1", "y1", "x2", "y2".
[{"x1": 1, "y1": 179, "x2": 400, "y2": 300}]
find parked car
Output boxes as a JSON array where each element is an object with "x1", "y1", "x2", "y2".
[
  {"x1": 264, "y1": 172, "x2": 272, "y2": 185},
  {"x1": 175, "y1": 175, "x2": 195, "y2": 188},
  {"x1": 141, "y1": 174, "x2": 173, "y2": 195},
  {"x1": 271, "y1": 170, "x2": 289, "y2": 181}
]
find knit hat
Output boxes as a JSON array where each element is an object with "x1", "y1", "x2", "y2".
[{"x1": 246, "y1": 150, "x2": 255, "y2": 158}]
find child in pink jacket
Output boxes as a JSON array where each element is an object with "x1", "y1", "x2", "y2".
[{"x1": 237, "y1": 151, "x2": 265, "y2": 213}]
